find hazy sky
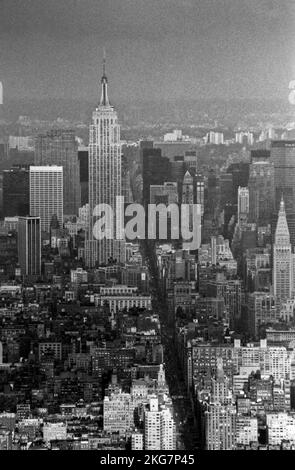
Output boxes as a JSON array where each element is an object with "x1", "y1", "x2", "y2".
[{"x1": 1, "y1": 0, "x2": 295, "y2": 103}]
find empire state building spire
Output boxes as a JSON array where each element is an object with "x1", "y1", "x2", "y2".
[{"x1": 100, "y1": 49, "x2": 110, "y2": 107}]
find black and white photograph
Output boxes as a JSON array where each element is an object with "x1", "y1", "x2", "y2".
[{"x1": 0, "y1": 0, "x2": 295, "y2": 459}]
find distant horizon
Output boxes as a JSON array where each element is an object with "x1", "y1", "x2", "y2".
[{"x1": 1, "y1": 0, "x2": 295, "y2": 105}]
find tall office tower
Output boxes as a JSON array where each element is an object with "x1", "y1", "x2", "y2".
[
  {"x1": 170, "y1": 156, "x2": 185, "y2": 201},
  {"x1": 227, "y1": 162, "x2": 250, "y2": 197},
  {"x1": 273, "y1": 198, "x2": 292, "y2": 308},
  {"x1": 2, "y1": 167, "x2": 29, "y2": 217},
  {"x1": 182, "y1": 170, "x2": 194, "y2": 205},
  {"x1": 18, "y1": 216, "x2": 41, "y2": 277},
  {"x1": 271, "y1": 141, "x2": 295, "y2": 246},
  {"x1": 219, "y1": 173, "x2": 234, "y2": 210},
  {"x1": 205, "y1": 169, "x2": 219, "y2": 217},
  {"x1": 248, "y1": 161, "x2": 275, "y2": 225},
  {"x1": 203, "y1": 169, "x2": 219, "y2": 241},
  {"x1": 78, "y1": 146, "x2": 89, "y2": 206},
  {"x1": 205, "y1": 405, "x2": 236, "y2": 450},
  {"x1": 237, "y1": 187, "x2": 249, "y2": 224},
  {"x1": 194, "y1": 173, "x2": 205, "y2": 218},
  {"x1": 144, "y1": 397, "x2": 176, "y2": 450},
  {"x1": 85, "y1": 58, "x2": 125, "y2": 267},
  {"x1": 29, "y1": 166, "x2": 63, "y2": 232},
  {"x1": 182, "y1": 170, "x2": 201, "y2": 250},
  {"x1": 35, "y1": 129, "x2": 80, "y2": 218},
  {"x1": 142, "y1": 148, "x2": 171, "y2": 207}
]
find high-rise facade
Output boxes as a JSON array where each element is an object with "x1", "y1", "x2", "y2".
[
  {"x1": 103, "y1": 391, "x2": 133, "y2": 433},
  {"x1": 248, "y1": 161, "x2": 274, "y2": 225},
  {"x1": 273, "y1": 198, "x2": 292, "y2": 309},
  {"x1": 78, "y1": 146, "x2": 89, "y2": 206},
  {"x1": 35, "y1": 129, "x2": 80, "y2": 218},
  {"x1": 182, "y1": 170, "x2": 195, "y2": 250},
  {"x1": 219, "y1": 173, "x2": 234, "y2": 210},
  {"x1": 271, "y1": 141, "x2": 295, "y2": 246},
  {"x1": 18, "y1": 216, "x2": 41, "y2": 277},
  {"x1": 29, "y1": 166, "x2": 63, "y2": 232},
  {"x1": 85, "y1": 60, "x2": 125, "y2": 267},
  {"x1": 144, "y1": 397, "x2": 176, "y2": 450},
  {"x1": 2, "y1": 167, "x2": 30, "y2": 217},
  {"x1": 142, "y1": 149, "x2": 171, "y2": 207},
  {"x1": 205, "y1": 405, "x2": 236, "y2": 450},
  {"x1": 237, "y1": 186, "x2": 249, "y2": 224}
]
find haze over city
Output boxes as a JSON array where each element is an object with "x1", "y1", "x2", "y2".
[{"x1": 1, "y1": 0, "x2": 295, "y2": 103}]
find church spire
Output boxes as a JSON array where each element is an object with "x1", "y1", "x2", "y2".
[{"x1": 100, "y1": 48, "x2": 110, "y2": 106}]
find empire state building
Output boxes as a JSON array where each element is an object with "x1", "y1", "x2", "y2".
[{"x1": 85, "y1": 57, "x2": 125, "y2": 267}]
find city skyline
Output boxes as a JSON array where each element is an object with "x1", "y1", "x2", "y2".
[{"x1": 3, "y1": 0, "x2": 295, "y2": 456}]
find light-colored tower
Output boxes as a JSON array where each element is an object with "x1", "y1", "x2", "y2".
[
  {"x1": 205, "y1": 405, "x2": 236, "y2": 450},
  {"x1": 85, "y1": 55, "x2": 125, "y2": 267},
  {"x1": 182, "y1": 170, "x2": 194, "y2": 205},
  {"x1": 273, "y1": 197, "x2": 292, "y2": 308},
  {"x1": 237, "y1": 186, "x2": 249, "y2": 224},
  {"x1": 29, "y1": 166, "x2": 63, "y2": 232},
  {"x1": 144, "y1": 397, "x2": 176, "y2": 450}
]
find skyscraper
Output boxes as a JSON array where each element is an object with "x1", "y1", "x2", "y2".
[
  {"x1": 194, "y1": 173, "x2": 205, "y2": 218},
  {"x1": 144, "y1": 397, "x2": 176, "y2": 450},
  {"x1": 273, "y1": 198, "x2": 292, "y2": 309},
  {"x1": 142, "y1": 148, "x2": 171, "y2": 207},
  {"x1": 35, "y1": 129, "x2": 80, "y2": 218},
  {"x1": 205, "y1": 405, "x2": 236, "y2": 450},
  {"x1": 271, "y1": 141, "x2": 295, "y2": 246},
  {"x1": 78, "y1": 146, "x2": 89, "y2": 206},
  {"x1": 248, "y1": 161, "x2": 275, "y2": 225},
  {"x1": 29, "y1": 166, "x2": 63, "y2": 232},
  {"x1": 2, "y1": 167, "x2": 29, "y2": 217},
  {"x1": 182, "y1": 170, "x2": 194, "y2": 249},
  {"x1": 85, "y1": 57, "x2": 125, "y2": 267},
  {"x1": 18, "y1": 216, "x2": 41, "y2": 278},
  {"x1": 237, "y1": 187, "x2": 249, "y2": 224}
]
